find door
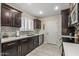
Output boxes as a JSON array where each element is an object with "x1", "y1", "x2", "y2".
[{"x1": 44, "y1": 16, "x2": 61, "y2": 44}]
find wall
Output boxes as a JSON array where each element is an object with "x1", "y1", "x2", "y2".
[
  {"x1": 1, "y1": 3, "x2": 36, "y2": 37},
  {"x1": 40, "y1": 15, "x2": 61, "y2": 45}
]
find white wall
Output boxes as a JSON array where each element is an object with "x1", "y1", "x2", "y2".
[{"x1": 40, "y1": 15, "x2": 61, "y2": 45}]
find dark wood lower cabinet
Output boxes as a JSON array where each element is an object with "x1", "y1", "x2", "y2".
[
  {"x1": 33, "y1": 36, "x2": 39, "y2": 49},
  {"x1": 21, "y1": 39, "x2": 29, "y2": 56},
  {"x1": 2, "y1": 35, "x2": 44, "y2": 56},
  {"x1": 2, "y1": 41, "x2": 18, "y2": 56},
  {"x1": 28, "y1": 38, "x2": 34, "y2": 52}
]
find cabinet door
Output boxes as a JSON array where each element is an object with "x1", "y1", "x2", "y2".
[
  {"x1": 21, "y1": 39, "x2": 29, "y2": 56},
  {"x1": 34, "y1": 19, "x2": 41, "y2": 29},
  {"x1": 1, "y1": 3, "x2": 22, "y2": 27},
  {"x1": 2, "y1": 41, "x2": 18, "y2": 56},
  {"x1": 61, "y1": 9, "x2": 70, "y2": 35},
  {"x1": 15, "y1": 12, "x2": 21, "y2": 27},
  {"x1": 39, "y1": 34, "x2": 44, "y2": 45},
  {"x1": 1, "y1": 4, "x2": 12, "y2": 26},
  {"x1": 28, "y1": 38, "x2": 34, "y2": 52},
  {"x1": 33, "y1": 36, "x2": 39, "y2": 49}
]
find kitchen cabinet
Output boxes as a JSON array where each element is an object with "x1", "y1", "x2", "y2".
[
  {"x1": 1, "y1": 4, "x2": 12, "y2": 26},
  {"x1": 33, "y1": 36, "x2": 39, "y2": 48},
  {"x1": 28, "y1": 36, "x2": 39, "y2": 52},
  {"x1": 1, "y1": 3, "x2": 22, "y2": 27},
  {"x1": 2, "y1": 41, "x2": 18, "y2": 56},
  {"x1": 34, "y1": 19, "x2": 41, "y2": 29},
  {"x1": 2, "y1": 35, "x2": 42, "y2": 56},
  {"x1": 28, "y1": 38, "x2": 34, "y2": 52},
  {"x1": 61, "y1": 9, "x2": 70, "y2": 35},
  {"x1": 14, "y1": 12, "x2": 21, "y2": 27},
  {"x1": 21, "y1": 38, "x2": 29, "y2": 56},
  {"x1": 39, "y1": 34, "x2": 44, "y2": 45}
]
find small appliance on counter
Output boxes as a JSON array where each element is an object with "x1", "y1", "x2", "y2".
[{"x1": 16, "y1": 31, "x2": 20, "y2": 37}]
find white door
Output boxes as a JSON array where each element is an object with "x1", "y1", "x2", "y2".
[{"x1": 44, "y1": 16, "x2": 61, "y2": 44}]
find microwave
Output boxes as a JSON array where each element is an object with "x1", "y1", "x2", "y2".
[{"x1": 71, "y1": 4, "x2": 78, "y2": 25}]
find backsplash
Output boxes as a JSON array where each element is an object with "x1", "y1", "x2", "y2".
[
  {"x1": 1, "y1": 26, "x2": 20, "y2": 37},
  {"x1": 1, "y1": 26, "x2": 42, "y2": 37}
]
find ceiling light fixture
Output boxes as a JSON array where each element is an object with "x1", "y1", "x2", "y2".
[
  {"x1": 54, "y1": 6, "x2": 59, "y2": 10},
  {"x1": 39, "y1": 11, "x2": 43, "y2": 14}
]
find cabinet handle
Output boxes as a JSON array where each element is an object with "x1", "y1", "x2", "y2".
[{"x1": 6, "y1": 42, "x2": 16, "y2": 46}]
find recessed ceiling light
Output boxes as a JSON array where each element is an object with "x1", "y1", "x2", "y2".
[
  {"x1": 54, "y1": 6, "x2": 59, "y2": 10},
  {"x1": 39, "y1": 11, "x2": 43, "y2": 14}
]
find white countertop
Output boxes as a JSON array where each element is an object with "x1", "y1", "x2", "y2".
[
  {"x1": 62, "y1": 35, "x2": 77, "y2": 39},
  {"x1": 63, "y1": 42, "x2": 79, "y2": 56},
  {"x1": 1, "y1": 33, "x2": 44, "y2": 43}
]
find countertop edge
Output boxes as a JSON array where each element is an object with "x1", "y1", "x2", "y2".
[{"x1": 1, "y1": 33, "x2": 44, "y2": 44}]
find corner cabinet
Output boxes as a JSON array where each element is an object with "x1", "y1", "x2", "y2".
[{"x1": 1, "y1": 3, "x2": 22, "y2": 27}]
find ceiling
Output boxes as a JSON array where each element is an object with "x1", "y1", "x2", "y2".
[{"x1": 9, "y1": 3, "x2": 70, "y2": 17}]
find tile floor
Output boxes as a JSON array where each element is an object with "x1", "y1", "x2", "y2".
[{"x1": 27, "y1": 43, "x2": 61, "y2": 56}]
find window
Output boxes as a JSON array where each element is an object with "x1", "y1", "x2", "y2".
[
  {"x1": 20, "y1": 17, "x2": 34, "y2": 31},
  {"x1": 28, "y1": 19, "x2": 34, "y2": 31}
]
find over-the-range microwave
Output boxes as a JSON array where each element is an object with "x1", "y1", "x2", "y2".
[{"x1": 71, "y1": 4, "x2": 78, "y2": 25}]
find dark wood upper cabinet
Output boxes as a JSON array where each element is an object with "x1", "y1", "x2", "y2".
[
  {"x1": 14, "y1": 12, "x2": 21, "y2": 27},
  {"x1": 34, "y1": 19, "x2": 41, "y2": 29},
  {"x1": 1, "y1": 4, "x2": 12, "y2": 26},
  {"x1": 61, "y1": 9, "x2": 70, "y2": 35},
  {"x1": 1, "y1": 3, "x2": 22, "y2": 27}
]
